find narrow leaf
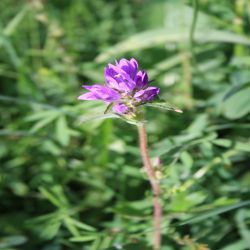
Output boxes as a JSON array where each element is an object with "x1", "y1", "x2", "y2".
[
  {"x1": 39, "y1": 187, "x2": 62, "y2": 208},
  {"x1": 96, "y1": 29, "x2": 250, "y2": 62},
  {"x1": 3, "y1": 6, "x2": 29, "y2": 36},
  {"x1": 179, "y1": 200, "x2": 250, "y2": 225},
  {"x1": 56, "y1": 116, "x2": 70, "y2": 146},
  {"x1": 145, "y1": 102, "x2": 183, "y2": 113},
  {"x1": 104, "y1": 103, "x2": 114, "y2": 114},
  {"x1": 66, "y1": 217, "x2": 96, "y2": 232},
  {"x1": 30, "y1": 114, "x2": 58, "y2": 133},
  {"x1": 70, "y1": 235, "x2": 97, "y2": 242},
  {"x1": 78, "y1": 113, "x2": 118, "y2": 124}
]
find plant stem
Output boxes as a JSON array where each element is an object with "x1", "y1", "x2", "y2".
[
  {"x1": 189, "y1": 0, "x2": 199, "y2": 51},
  {"x1": 138, "y1": 124, "x2": 161, "y2": 250}
]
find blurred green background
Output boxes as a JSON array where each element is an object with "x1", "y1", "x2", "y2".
[{"x1": 1, "y1": 0, "x2": 250, "y2": 249}]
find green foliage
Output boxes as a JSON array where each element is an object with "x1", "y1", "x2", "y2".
[{"x1": 0, "y1": 0, "x2": 250, "y2": 249}]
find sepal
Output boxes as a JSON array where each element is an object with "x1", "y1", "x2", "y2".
[{"x1": 145, "y1": 99, "x2": 183, "y2": 113}]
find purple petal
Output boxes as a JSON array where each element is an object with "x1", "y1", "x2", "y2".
[
  {"x1": 82, "y1": 84, "x2": 121, "y2": 102},
  {"x1": 135, "y1": 71, "x2": 149, "y2": 89},
  {"x1": 134, "y1": 87, "x2": 160, "y2": 102},
  {"x1": 118, "y1": 81, "x2": 136, "y2": 93},
  {"x1": 116, "y1": 58, "x2": 138, "y2": 79},
  {"x1": 129, "y1": 58, "x2": 138, "y2": 71},
  {"x1": 112, "y1": 103, "x2": 130, "y2": 114},
  {"x1": 104, "y1": 63, "x2": 136, "y2": 92},
  {"x1": 105, "y1": 64, "x2": 120, "y2": 77},
  {"x1": 78, "y1": 92, "x2": 98, "y2": 100},
  {"x1": 105, "y1": 64, "x2": 124, "y2": 80},
  {"x1": 104, "y1": 66, "x2": 120, "y2": 90}
]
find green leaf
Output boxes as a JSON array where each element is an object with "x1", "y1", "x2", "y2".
[
  {"x1": 65, "y1": 217, "x2": 96, "y2": 232},
  {"x1": 30, "y1": 115, "x2": 57, "y2": 133},
  {"x1": 187, "y1": 114, "x2": 208, "y2": 134},
  {"x1": 104, "y1": 102, "x2": 114, "y2": 114},
  {"x1": 56, "y1": 116, "x2": 70, "y2": 146},
  {"x1": 63, "y1": 217, "x2": 80, "y2": 237},
  {"x1": 70, "y1": 235, "x2": 97, "y2": 242},
  {"x1": 117, "y1": 115, "x2": 145, "y2": 126},
  {"x1": 221, "y1": 239, "x2": 250, "y2": 250},
  {"x1": 39, "y1": 187, "x2": 62, "y2": 208},
  {"x1": 221, "y1": 86, "x2": 250, "y2": 119},
  {"x1": 25, "y1": 110, "x2": 59, "y2": 122},
  {"x1": 27, "y1": 111, "x2": 59, "y2": 133},
  {"x1": 27, "y1": 212, "x2": 59, "y2": 225},
  {"x1": 96, "y1": 29, "x2": 250, "y2": 62},
  {"x1": 78, "y1": 113, "x2": 118, "y2": 124},
  {"x1": 179, "y1": 200, "x2": 250, "y2": 225},
  {"x1": 39, "y1": 221, "x2": 61, "y2": 240},
  {"x1": 169, "y1": 192, "x2": 206, "y2": 212},
  {"x1": 223, "y1": 82, "x2": 250, "y2": 101},
  {"x1": 3, "y1": 6, "x2": 29, "y2": 37},
  {"x1": 0, "y1": 235, "x2": 27, "y2": 248},
  {"x1": 0, "y1": 35, "x2": 21, "y2": 67},
  {"x1": 235, "y1": 210, "x2": 250, "y2": 245},
  {"x1": 27, "y1": 212, "x2": 62, "y2": 240},
  {"x1": 180, "y1": 151, "x2": 193, "y2": 168},
  {"x1": 145, "y1": 102, "x2": 183, "y2": 113},
  {"x1": 213, "y1": 139, "x2": 250, "y2": 152}
]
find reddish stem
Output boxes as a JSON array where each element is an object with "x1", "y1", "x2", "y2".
[{"x1": 138, "y1": 124, "x2": 161, "y2": 250}]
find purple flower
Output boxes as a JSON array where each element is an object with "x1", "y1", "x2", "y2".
[{"x1": 78, "y1": 58, "x2": 160, "y2": 114}]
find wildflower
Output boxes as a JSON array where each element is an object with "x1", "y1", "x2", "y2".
[{"x1": 78, "y1": 58, "x2": 160, "y2": 116}]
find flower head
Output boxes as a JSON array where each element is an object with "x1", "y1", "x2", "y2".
[{"x1": 78, "y1": 58, "x2": 160, "y2": 116}]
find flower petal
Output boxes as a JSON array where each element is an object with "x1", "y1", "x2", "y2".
[
  {"x1": 112, "y1": 103, "x2": 130, "y2": 114},
  {"x1": 104, "y1": 64, "x2": 136, "y2": 92},
  {"x1": 134, "y1": 87, "x2": 160, "y2": 102},
  {"x1": 135, "y1": 70, "x2": 148, "y2": 89},
  {"x1": 104, "y1": 65, "x2": 121, "y2": 90},
  {"x1": 82, "y1": 84, "x2": 121, "y2": 101},
  {"x1": 118, "y1": 81, "x2": 136, "y2": 93},
  {"x1": 116, "y1": 58, "x2": 138, "y2": 79},
  {"x1": 78, "y1": 92, "x2": 98, "y2": 100},
  {"x1": 129, "y1": 58, "x2": 138, "y2": 72}
]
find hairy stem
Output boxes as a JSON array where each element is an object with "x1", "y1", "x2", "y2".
[{"x1": 138, "y1": 124, "x2": 161, "y2": 250}]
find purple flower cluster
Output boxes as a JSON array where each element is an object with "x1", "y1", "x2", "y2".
[{"x1": 78, "y1": 58, "x2": 160, "y2": 114}]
